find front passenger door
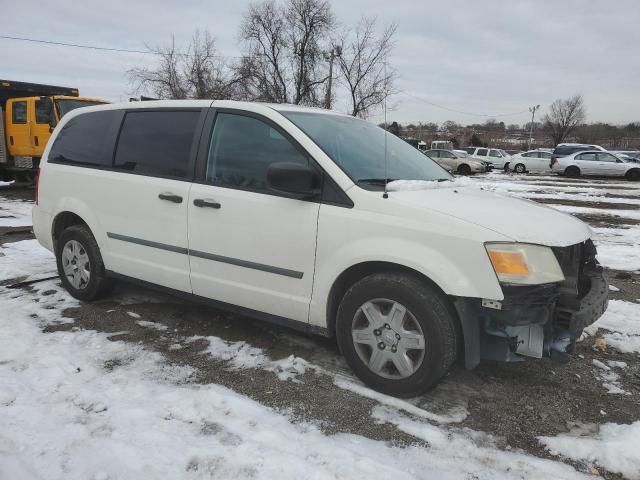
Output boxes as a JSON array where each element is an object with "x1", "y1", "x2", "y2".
[{"x1": 188, "y1": 110, "x2": 321, "y2": 323}]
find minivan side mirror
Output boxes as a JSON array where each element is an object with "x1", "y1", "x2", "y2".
[{"x1": 267, "y1": 162, "x2": 320, "y2": 199}]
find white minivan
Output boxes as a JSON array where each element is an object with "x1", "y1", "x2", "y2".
[{"x1": 33, "y1": 101, "x2": 609, "y2": 397}]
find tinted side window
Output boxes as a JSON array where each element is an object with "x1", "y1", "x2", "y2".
[
  {"x1": 49, "y1": 110, "x2": 120, "y2": 167},
  {"x1": 12, "y1": 101, "x2": 27, "y2": 124},
  {"x1": 114, "y1": 110, "x2": 200, "y2": 179},
  {"x1": 206, "y1": 113, "x2": 309, "y2": 192},
  {"x1": 35, "y1": 99, "x2": 53, "y2": 124},
  {"x1": 476, "y1": 149, "x2": 488, "y2": 156},
  {"x1": 489, "y1": 149, "x2": 501, "y2": 157},
  {"x1": 539, "y1": 152, "x2": 551, "y2": 159}
]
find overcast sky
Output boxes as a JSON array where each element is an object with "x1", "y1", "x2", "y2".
[{"x1": 2, "y1": 0, "x2": 639, "y2": 126}]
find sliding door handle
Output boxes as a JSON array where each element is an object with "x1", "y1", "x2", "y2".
[
  {"x1": 158, "y1": 192, "x2": 183, "y2": 203},
  {"x1": 193, "y1": 198, "x2": 221, "y2": 209}
]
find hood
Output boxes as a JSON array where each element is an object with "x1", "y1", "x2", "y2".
[{"x1": 386, "y1": 185, "x2": 591, "y2": 247}]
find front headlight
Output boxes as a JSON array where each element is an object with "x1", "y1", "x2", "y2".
[{"x1": 485, "y1": 243, "x2": 565, "y2": 285}]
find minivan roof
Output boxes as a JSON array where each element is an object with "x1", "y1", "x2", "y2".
[{"x1": 63, "y1": 99, "x2": 350, "y2": 117}]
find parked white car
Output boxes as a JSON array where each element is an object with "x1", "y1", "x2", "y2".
[
  {"x1": 462, "y1": 147, "x2": 511, "y2": 170},
  {"x1": 509, "y1": 149, "x2": 553, "y2": 174},
  {"x1": 33, "y1": 100, "x2": 609, "y2": 397},
  {"x1": 423, "y1": 149, "x2": 486, "y2": 175},
  {"x1": 551, "y1": 150, "x2": 640, "y2": 180}
]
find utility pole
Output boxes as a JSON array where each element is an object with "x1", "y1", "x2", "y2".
[
  {"x1": 324, "y1": 45, "x2": 342, "y2": 110},
  {"x1": 528, "y1": 104, "x2": 540, "y2": 150}
]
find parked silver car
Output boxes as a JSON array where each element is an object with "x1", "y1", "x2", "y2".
[{"x1": 424, "y1": 149, "x2": 486, "y2": 175}]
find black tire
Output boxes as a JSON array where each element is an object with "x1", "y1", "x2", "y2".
[
  {"x1": 336, "y1": 273, "x2": 459, "y2": 397},
  {"x1": 503, "y1": 162, "x2": 510, "y2": 172},
  {"x1": 55, "y1": 225, "x2": 114, "y2": 301},
  {"x1": 457, "y1": 164, "x2": 471, "y2": 176},
  {"x1": 514, "y1": 163, "x2": 526, "y2": 174},
  {"x1": 626, "y1": 169, "x2": 640, "y2": 181},
  {"x1": 565, "y1": 166, "x2": 580, "y2": 178}
]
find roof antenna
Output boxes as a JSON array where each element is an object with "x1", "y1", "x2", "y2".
[{"x1": 383, "y1": 61, "x2": 389, "y2": 199}]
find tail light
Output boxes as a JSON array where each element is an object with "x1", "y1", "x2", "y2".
[{"x1": 34, "y1": 168, "x2": 40, "y2": 205}]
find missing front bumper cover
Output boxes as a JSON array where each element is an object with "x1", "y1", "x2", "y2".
[{"x1": 454, "y1": 262, "x2": 608, "y2": 369}]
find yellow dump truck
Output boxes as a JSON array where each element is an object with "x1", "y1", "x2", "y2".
[{"x1": 1, "y1": 79, "x2": 109, "y2": 182}]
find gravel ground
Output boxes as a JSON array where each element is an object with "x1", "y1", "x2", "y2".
[{"x1": 2, "y1": 176, "x2": 639, "y2": 479}]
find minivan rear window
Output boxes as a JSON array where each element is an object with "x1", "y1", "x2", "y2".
[
  {"x1": 49, "y1": 110, "x2": 120, "y2": 167},
  {"x1": 114, "y1": 110, "x2": 200, "y2": 179}
]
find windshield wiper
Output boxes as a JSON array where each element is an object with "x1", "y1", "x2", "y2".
[{"x1": 357, "y1": 178, "x2": 397, "y2": 185}]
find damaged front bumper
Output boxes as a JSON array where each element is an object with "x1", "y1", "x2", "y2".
[{"x1": 455, "y1": 240, "x2": 609, "y2": 369}]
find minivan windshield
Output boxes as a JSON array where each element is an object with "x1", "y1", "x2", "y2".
[{"x1": 281, "y1": 111, "x2": 452, "y2": 188}]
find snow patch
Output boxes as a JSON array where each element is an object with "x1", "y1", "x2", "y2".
[
  {"x1": 136, "y1": 320, "x2": 169, "y2": 331},
  {"x1": 387, "y1": 177, "x2": 474, "y2": 191},
  {"x1": 584, "y1": 300, "x2": 640, "y2": 353},
  {"x1": 0, "y1": 196, "x2": 33, "y2": 227},
  {"x1": 334, "y1": 375, "x2": 468, "y2": 424},
  {"x1": 540, "y1": 422, "x2": 640, "y2": 479},
  {"x1": 373, "y1": 406, "x2": 590, "y2": 480},
  {"x1": 0, "y1": 239, "x2": 56, "y2": 282}
]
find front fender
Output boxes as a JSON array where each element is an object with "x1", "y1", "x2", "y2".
[{"x1": 309, "y1": 233, "x2": 504, "y2": 328}]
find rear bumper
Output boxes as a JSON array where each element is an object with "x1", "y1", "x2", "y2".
[{"x1": 455, "y1": 241, "x2": 608, "y2": 369}]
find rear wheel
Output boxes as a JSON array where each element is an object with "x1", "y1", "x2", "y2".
[
  {"x1": 503, "y1": 162, "x2": 510, "y2": 172},
  {"x1": 626, "y1": 169, "x2": 640, "y2": 181},
  {"x1": 457, "y1": 164, "x2": 471, "y2": 176},
  {"x1": 336, "y1": 273, "x2": 459, "y2": 397},
  {"x1": 565, "y1": 166, "x2": 580, "y2": 178},
  {"x1": 55, "y1": 225, "x2": 114, "y2": 301},
  {"x1": 514, "y1": 163, "x2": 526, "y2": 174}
]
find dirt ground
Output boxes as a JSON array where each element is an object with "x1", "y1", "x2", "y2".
[{"x1": 2, "y1": 177, "x2": 639, "y2": 479}]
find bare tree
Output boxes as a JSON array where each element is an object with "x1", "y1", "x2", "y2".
[
  {"x1": 238, "y1": 0, "x2": 289, "y2": 102},
  {"x1": 128, "y1": 37, "x2": 188, "y2": 99},
  {"x1": 542, "y1": 95, "x2": 586, "y2": 145},
  {"x1": 337, "y1": 17, "x2": 396, "y2": 118},
  {"x1": 128, "y1": 30, "x2": 238, "y2": 100},
  {"x1": 237, "y1": 0, "x2": 335, "y2": 105}
]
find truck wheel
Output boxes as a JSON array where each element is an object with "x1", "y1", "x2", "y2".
[
  {"x1": 457, "y1": 164, "x2": 471, "y2": 176},
  {"x1": 565, "y1": 166, "x2": 580, "y2": 177},
  {"x1": 55, "y1": 225, "x2": 114, "y2": 301},
  {"x1": 336, "y1": 273, "x2": 459, "y2": 397}
]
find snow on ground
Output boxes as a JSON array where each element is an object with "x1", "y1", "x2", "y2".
[
  {"x1": 585, "y1": 299, "x2": 640, "y2": 354},
  {"x1": 539, "y1": 422, "x2": 640, "y2": 480},
  {"x1": 1, "y1": 243, "x2": 601, "y2": 480},
  {"x1": 0, "y1": 238, "x2": 57, "y2": 281},
  {"x1": 0, "y1": 195, "x2": 33, "y2": 227}
]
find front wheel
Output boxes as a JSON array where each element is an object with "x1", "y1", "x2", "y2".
[
  {"x1": 55, "y1": 225, "x2": 114, "y2": 301},
  {"x1": 514, "y1": 163, "x2": 526, "y2": 174},
  {"x1": 336, "y1": 273, "x2": 459, "y2": 397},
  {"x1": 457, "y1": 164, "x2": 471, "y2": 176}
]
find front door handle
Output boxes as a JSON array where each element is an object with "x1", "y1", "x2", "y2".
[
  {"x1": 193, "y1": 198, "x2": 221, "y2": 209},
  {"x1": 158, "y1": 192, "x2": 183, "y2": 203}
]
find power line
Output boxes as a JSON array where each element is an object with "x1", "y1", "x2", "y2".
[
  {"x1": 0, "y1": 34, "x2": 253, "y2": 59},
  {"x1": 401, "y1": 91, "x2": 532, "y2": 118}
]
